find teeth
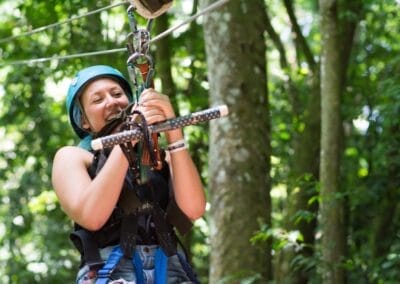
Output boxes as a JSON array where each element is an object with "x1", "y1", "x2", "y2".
[{"x1": 107, "y1": 113, "x2": 120, "y2": 121}]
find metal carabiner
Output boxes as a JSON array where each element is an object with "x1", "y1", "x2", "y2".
[
  {"x1": 126, "y1": 52, "x2": 153, "y2": 67},
  {"x1": 127, "y1": 5, "x2": 138, "y2": 34},
  {"x1": 133, "y1": 28, "x2": 151, "y2": 55},
  {"x1": 126, "y1": 52, "x2": 154, "y2": 89}
]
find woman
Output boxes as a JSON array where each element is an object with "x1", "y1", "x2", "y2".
[{"x1": 52, "y1": 65, "x2": 205, "y2": 283}]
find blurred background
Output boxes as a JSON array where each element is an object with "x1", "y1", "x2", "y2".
[{"x1": 0, "y1": 0, "x2": 399, "y2": 283}]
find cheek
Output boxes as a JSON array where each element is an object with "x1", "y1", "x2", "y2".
[
  {"x1": 83, "y1": 105, "x2": 104, "y2": 129},
  {"x1": 85, "y1": 105, "x2": 103, "y2": 119},
  {"x1": 119, "y1": 96, "x2": 130, "y2": 107}
]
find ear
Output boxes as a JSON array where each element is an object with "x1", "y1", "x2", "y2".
[{"x1": 81, "y1": 114, "x2": 90, "y2": 130}]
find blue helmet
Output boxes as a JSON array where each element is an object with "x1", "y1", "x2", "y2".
[{"x1": 66, "y1": 65, "x2": 133, "y2": 139}]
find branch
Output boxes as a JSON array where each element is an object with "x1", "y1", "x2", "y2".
[
  {"x1": 265, "y1": 10, "x2": 289, "y2": 70},
  {"x1": 264, "y1": 7, "x2": 301, "y2": 116},
  {"x1": 283, "y1": 0, "x2": 316, "y2": 70},
  {"x1": 339, "y1": 0, "x2": 363, "y2": 75}
]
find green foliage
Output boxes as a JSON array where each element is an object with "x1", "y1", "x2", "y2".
[
  {"x1": 261, "y1": 0, "x2": 400, "y2": 282},
  {"x1": 1, "y1": 0, "x2": 400, "y2": 283},
  {"x1": 0, "y1": 0, "x2": 211, "y2": 282},
  {"x1": 340, "y1": 2, "x2": 400, "y2": 281},
  {"x1": 251, "y1": 224, "x2": 304, "y2": 253}
]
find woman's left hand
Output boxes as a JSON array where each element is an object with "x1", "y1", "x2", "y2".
[{"x1": 138, "y1": 88, "x2": 176, "y2": 125}]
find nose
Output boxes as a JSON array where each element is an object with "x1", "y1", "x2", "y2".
[{"x1": 105, "y1": 94, "x2": 118, "y2": 108}]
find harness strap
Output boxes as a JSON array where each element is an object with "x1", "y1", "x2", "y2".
[
  {"x1": 166, "y1": 199, "x2": 193, "y2": 235},
  {"x1": 176, "y1": 253, "x2": 200, "y2": 284},
  {"x1": 154, "y1": 248, "x2": 168, "y2": 283},
  {"x1": 133, "y1": 249, "x2": 145, "y2": 283},
  {"x1": 95, "y1": 245, "x2": 168, "y2": 284},
  {"x1": 95, "y1": 246, "x2": 124, "y2": 284},
  {"x1": 70, "y1": 229, "x2": 105, "y2": 271},
  {"x1": 151, "y1": 206, "x2": 177, "y2": 256},
  {"x1": 120, "y1": 214, "x2": 138, "y2": 258}
]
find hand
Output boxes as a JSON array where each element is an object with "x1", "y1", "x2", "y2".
[{"x1": 138, "y1": 88, "x2": 176, "y2": 124}]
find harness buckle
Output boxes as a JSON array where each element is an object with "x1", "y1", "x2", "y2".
[
  {"x1": 137, "y1": 201, "x2": 154, "y2": 213},
  {"x1": 96, "y1": 268, "x2": 113, "y2": 279},
  {"x1": 88, "y1": 260, "x2": 106, "y2": 272}
]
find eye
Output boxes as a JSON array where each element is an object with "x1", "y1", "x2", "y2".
[
  {"x1": 111, "y1": 91, "x2": 124, "y2": 98},
  {"x1": 92, "y1": 96, "x2": 103, "y2": 104}
]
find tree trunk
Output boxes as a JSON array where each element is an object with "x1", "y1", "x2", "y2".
[
  {"x1": 201, "y1": 0, "x2": 271, "y2": 282},
  {"x1": 319, "y1": 0, "x2": 346, "y2": 283},
  {"x1": 154, "y1": 13, "x2": 177, "y2": 104},
  {"x1": 281, "y1": 71, "x2": 321, "y2": 284}
]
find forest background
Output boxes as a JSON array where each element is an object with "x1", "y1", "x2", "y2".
[{"x1": 0, "y1": 0, "x2": 399, "y2": 283}]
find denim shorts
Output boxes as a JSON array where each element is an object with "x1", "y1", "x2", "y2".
[{"x1": 76, "y1": 245, "x2": 196, "y2": 284}]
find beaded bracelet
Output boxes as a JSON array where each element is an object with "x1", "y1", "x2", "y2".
[{"x1": 167, "y1": 139, "x2": 187, "y2": 153}]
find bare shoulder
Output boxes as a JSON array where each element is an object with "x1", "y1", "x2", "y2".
[{"x1": 53, "y1": 146, "x2": 93, "y2": 168}]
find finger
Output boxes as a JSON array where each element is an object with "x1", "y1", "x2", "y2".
[
  {"x1": 138, "y1": 89, "x2": 176, "y2": 121},
  {"x1": 140, "y1": 107, "x2": 166, "y2": 124},
  {"x1": 140, "y1": 89, "x2": 169, "y2": 105}
]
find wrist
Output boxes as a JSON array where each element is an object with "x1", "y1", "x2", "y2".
[
  {"x1": 167, "y1": 139, "x2": 187, "y2": 154},
  {"x1": 166, "y1": 129, "x2": 184, "y2": 144}
]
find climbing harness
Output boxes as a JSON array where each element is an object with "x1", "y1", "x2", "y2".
[{"x1": 70, "y1": 117, "x2": 196, "y2": 281}]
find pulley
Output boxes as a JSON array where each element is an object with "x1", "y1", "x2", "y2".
[{"x1": 129, "y1": 0, "x2": 173, "y2": 19}]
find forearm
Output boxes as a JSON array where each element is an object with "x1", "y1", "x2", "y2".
[{"x1": 166, "y1": 129, "x2": 206, "y2": 220}]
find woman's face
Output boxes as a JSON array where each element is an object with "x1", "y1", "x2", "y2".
[{"x1": 80, "y1": 77, "x2": 130, "y2": 133}]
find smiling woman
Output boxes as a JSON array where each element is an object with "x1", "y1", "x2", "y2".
[
  {"x1": 65, "y1": 65, "x2": 133, "y2": 146},
  {"x1": 78, "y1": 78, "x2": 130, "y2": 135},
  {"x1": 51, "y1": 65, "x2": 205, "y2": 283}
]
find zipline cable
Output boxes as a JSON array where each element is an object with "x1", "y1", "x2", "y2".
[
  {"x1": 149, "y1": 0, "x2": 229, "y2": 44},
  {"x1": 0, "y1": 48, "x2": 126, "y2": 66},
  {"x1": 0, "y1": 1, "x2": 129, "y2": 45},
  {"x1": 0, "y1": 0, "x2": 230, "y2": 67}
]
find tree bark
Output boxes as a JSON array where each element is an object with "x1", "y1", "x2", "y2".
[
  {"x1": 154, "y1": 13, "x2": 177, "y2": 104},
  {"x1": 201, "y1": 0, "x2": 271, "y2": 282},
  {"x1": 319, "y1": 0, "x2": 346, "y2": 283}
]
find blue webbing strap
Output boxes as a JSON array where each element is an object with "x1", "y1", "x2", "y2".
[
  {"x1": 133, "y1": 247, "x2": 167, "y2": 284},
  {"x1": 95, "y1": 246, "x2": 124, "y2": 284},
  {"x1": 133, "y1": 250, "x2": 145, "y2": 284},
  {"x1": 94, "y1": 245, "x2": 168, "y2": 284},
  {"x1": 155, "y1": 248, "x2": 168, "y2": 284}
]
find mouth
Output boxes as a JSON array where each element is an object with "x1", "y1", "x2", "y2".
[{"x1": 106, "y1": 110, "x2": 123, "y2": 121}]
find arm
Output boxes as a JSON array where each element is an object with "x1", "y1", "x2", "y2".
[
  {"x1": 165, "y1": 129, "x2": 206, "y2": 220},
  {"x1": 139, "y1": 88, "x2": 206, "y2": 220},
  {"x1": 52, "y1": 145, "x2": 130, "y2": 230}
]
